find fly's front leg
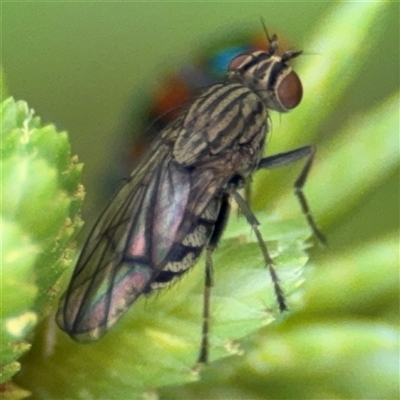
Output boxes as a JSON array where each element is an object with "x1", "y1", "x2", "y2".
[
  {"x1": 197, "y1": 194, "x2": 231, "y2": 365},
  {"x1": 227, "y1": 187, "x2": 288, "y2": 313},
  {"x1": 258, "y1": 145, "x2": 326, "y2": 245}
]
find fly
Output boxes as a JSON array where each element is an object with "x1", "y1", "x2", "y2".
[{"x1": 56, "y1": 25, "x2": 326, "y2": 364}]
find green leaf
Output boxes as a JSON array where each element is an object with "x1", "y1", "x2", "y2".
[
  {"x1": 10, "y1": 1, "x2": 398, "y2": 398},
  {"x1": 160, "y1": 322, "x2": 398, "y2": 400},
  {"x1": 15, "y1": 212, "x2": 312, "y2": 399},
  {"x1": 299, "y1": 234, "x2": 399, "y2": 320},
  {"x1": 1, "y1": 97, "x2": 84, "y2": 383},
  {"x1": 159, "y1": 234, "x2": 399, "y2": 399}
]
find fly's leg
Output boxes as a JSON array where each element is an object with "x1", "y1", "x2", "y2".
[
  {"x1": 197, "y1": 194, "x2": 230, "y2": 365},
  {"x1": 258, "y1": 145, "x2": 327, "y2": 245},
  {"x1": 236, "y1": 177, "x2": 252, "y2": 217},
  {"x1": 227, "y1": 188, "x2": 288, "y2": 313},
  {"x1": 197, "y1": 248, "x2": 213, "y2": 365}
]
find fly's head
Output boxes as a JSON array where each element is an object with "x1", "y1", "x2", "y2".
[{"x1": 227, "y1": 33, "x2": 303, "y2": 113}]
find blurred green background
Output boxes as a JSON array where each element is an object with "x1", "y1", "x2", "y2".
[
  {"x1": 2, "y1": 2, "x2": 398, "y2": 244},
  {"x1": 2, "y1": 1, "x2": 399, "y2": 399}
]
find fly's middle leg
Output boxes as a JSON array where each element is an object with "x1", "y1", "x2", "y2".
[{"x1": 227, "y1": 187, "x2": 288, "y2": 313}]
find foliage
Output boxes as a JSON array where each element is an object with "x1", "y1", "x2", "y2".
[
  {"x1": 2, "y1": 1, "x2": 398, "y2": 399},
  {"x1": 1, "y1": 96, "x2": 84, "y2": 388}
]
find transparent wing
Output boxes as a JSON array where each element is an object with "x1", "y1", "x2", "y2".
[
  {"x1": 56, "y1": 144, "x2": 195, "y2": 341},
  {"x1": 57, "y1": 142, "x2": 239, "y2": 342}
]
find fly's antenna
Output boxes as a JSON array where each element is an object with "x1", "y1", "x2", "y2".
[{"x1": 260, "y1": 17, "x2": 278, "y2": 55}]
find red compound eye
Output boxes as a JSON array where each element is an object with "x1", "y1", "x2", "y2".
[{"x1": 277, "y1": 70, "x2": 303, "y2": 110}]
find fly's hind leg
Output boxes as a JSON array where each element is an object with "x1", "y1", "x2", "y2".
[
  {"x1": 258, "y1": 145, "x2": 326, "y2": 245},
  {"x1": 197, "y1": 194, "x2": 230, "y2": 365}
]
